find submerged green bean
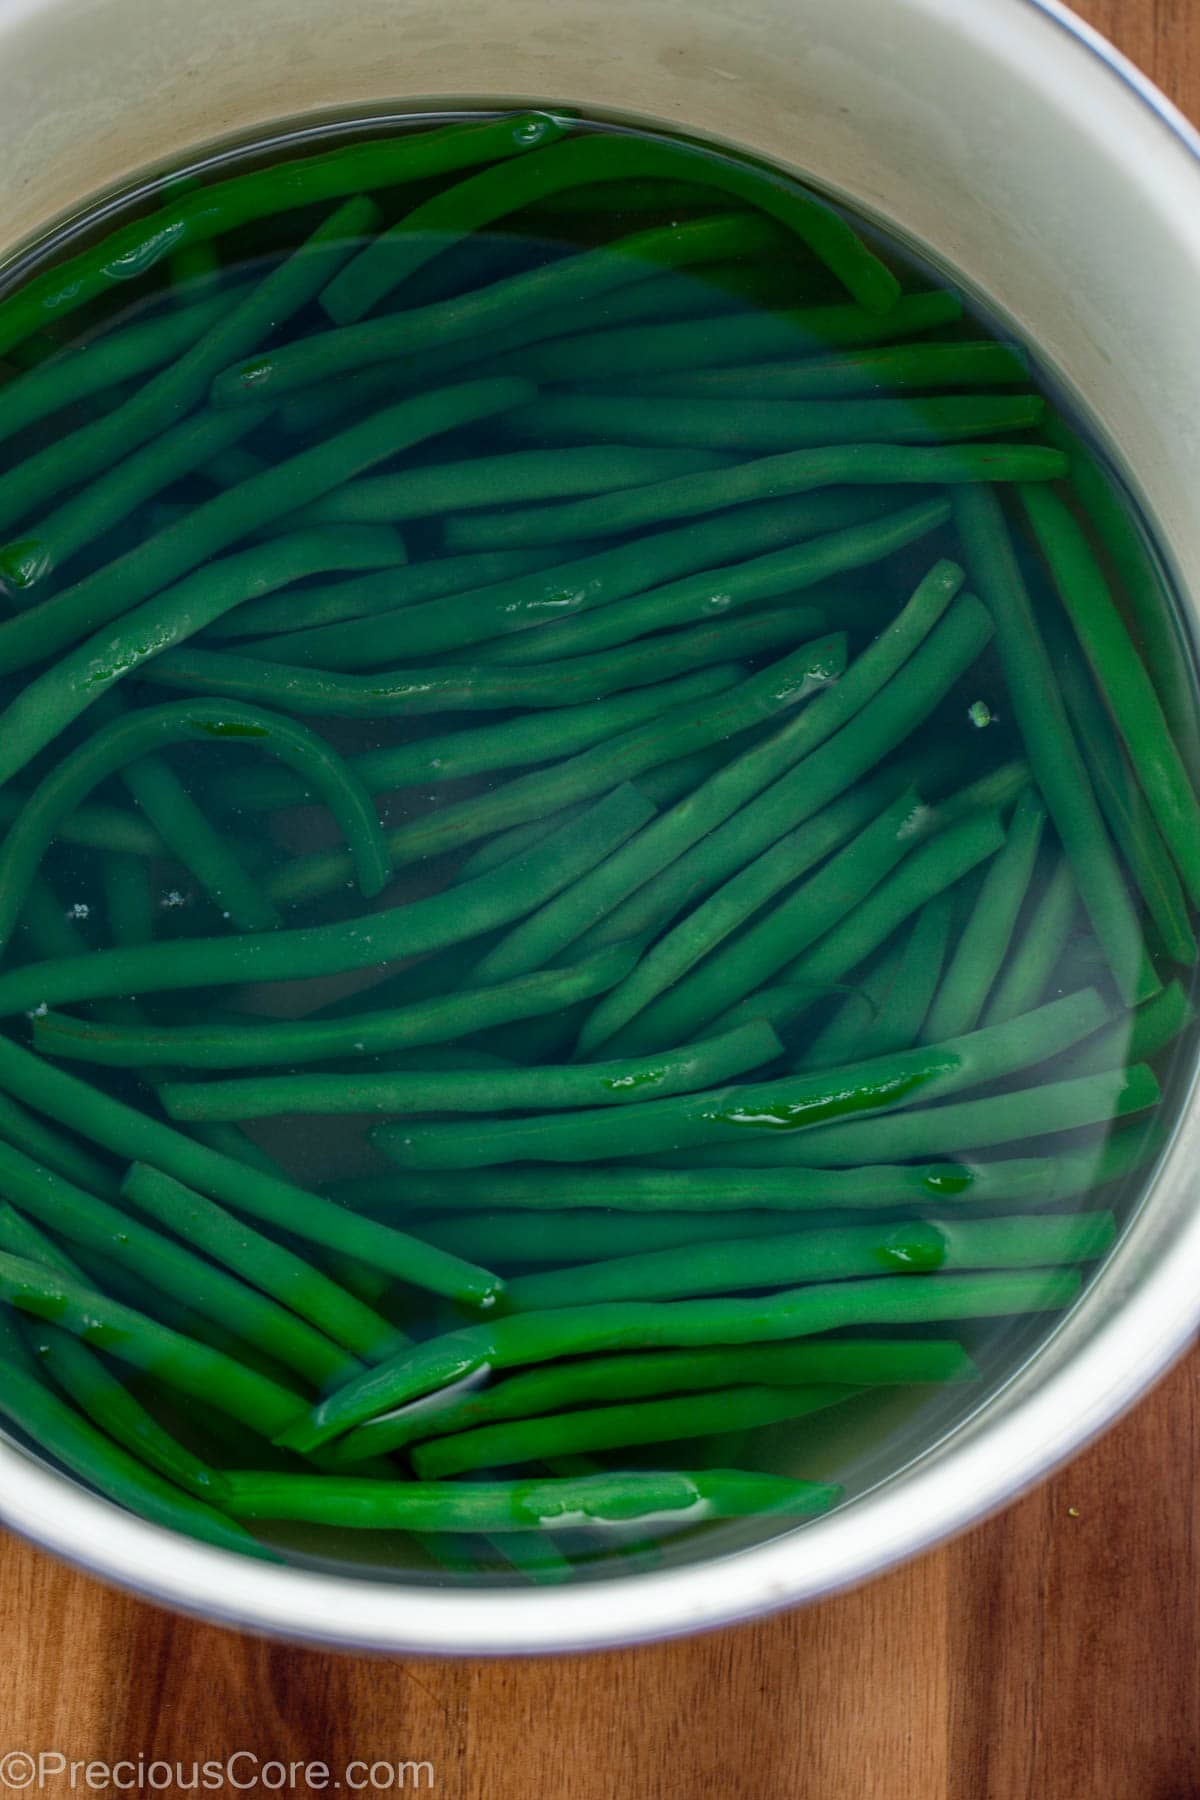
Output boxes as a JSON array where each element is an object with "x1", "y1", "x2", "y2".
[
  {"x1": 375, "y1": 988, "x2": 1109, "y2": 1169},
  {"x1": 983, "y1": 856, "x2": 1078, "y2": 1027},
  {"x1": 0, "y1": 1032, "x2": 500, "y2": 1313},
  {"x1": 414, "y1": 1382, "x2": 858, "y2": 1479},
  {"x1": 624, "y1": 339, "x2": 1031, "y2": 398},
  {"x1": 281, "y1": 1270, "x2": 1083, "y2": 1451},
  {"x1": 0, "y1": 113, "x2": 563, "y2": 357},
  {"x1": 444, "y1": 440, "x2": 1065, "y2": 552},
  {"x1": 157, "y1": 1019, "x2": 784, "y2": 1121},
  {"x1": 36, "y1": 943, "x2": 639, "y2": 1071},
  {"x1": 224, "y1": 1467, "x2": 842, "y2": 1528},
  {"x1": 503, "y1": 1213, "x2": 1115, "y2": 1311},
  {"x1": 334, "y1": 1336, "x2": 975, "y2": 1460}
]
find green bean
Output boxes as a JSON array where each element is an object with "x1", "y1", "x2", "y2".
[
  {"x1": 0, "y1": 378, "x2": 534, "y2": 690},
  {"x1": 158, "y1": 1019, "x2": 783, "y2": 1122},
  {"x1": 0, "y1": 1031, "x2": 500, "y2": 1313},
  {"x1": 0, "y1": 1200, "x2": 82, "y2": 1279},
  {"x1": 1057, "y1": 980, "x2": 1194, "y2": 1081},
  {"x1": 214, "y1": 546, "x2": 565, "y2": 641},
  {"x1": 36, "y1": 942, "x2": 638, "y2": 1072},
  {"x1": 0, "y1": 291, "x2": 236, "y2": 451},
  {"x1": 102, "y1": 853, "x2": 156, "y2": 950},
  {"x1": 0, "y1": 790, "x2": 162, "y2": 859},
  {"x1": 113, "y1": 731, "x2": 278, "y2": 934},
  {"x1": 414, "y1": 1382, "x2": 859, "y2": 1479},
  {"x1": 599, "y1": 786, "x2": 931, "y2": 1056},
  {"x1": 0, "y1": 114, "x2": 563, "y2": 358},
  {"x1": 213, "y1": 663, "x2": 743, "y2": 816},
  {"x1": 982, "y1": 856, "x2": 1078, "y2": 1026},
  {"x1": 572, "y1": 568, "x2": 976, "y2": 970},
  {"x1": 117, "y1": 1163, "x2": 408, "y2": 1361},
  {"x1": 374, "y1": 988, "x2": 1109, "y2": 1170},
  {"x1": 322, "y1": 131, "x2": 898, "y2": 324},
  {"x1": 0, "y1": 699, "x2": 391, "y2": 959},
  {"x1": 0, "y1": 194, "x2": 382, "y2": 561},
  {"x1": 224, "y1": 1466, "x2": 840, "y2": 1528},
  {"x1": 0, "y1": 1248, "x2": 305, "y2": 1436},
  {"x1": 444, "y1": 441, "x2": 1064, "y2": 552},
  {"x1": 1021, "y1": 481, "x2": 1200, "y2": 908},
  {"x1": 953, "y1": 487, "x2": 1154, "y2": 1005},
  {"x1": 255, "y1": 489, "x2": 892, "y2": 670},
  {"x1": 793, "y1": 941, "x2": 906, "y2": 1072},
  {"x1": 334, "y1": 1336, "x2": 975, "y2": 1460},
  {"x1": 499, "y1": 291, "x2": 965, "y2": 386},
  {"x1": 1044, "y1": 414, "x2": 1200, "y2": 772},
  {"x1": 1, "y1": 406, "x2": 275, "y2": 593},
  {"x1": 0, "y1": 526, "x2": 419, "y2": 784},
  {"x1": 281, "y1": 1270, "x2": 1082, "y2": 1451},
  {"x1": 624, "y1": 339, "x2": 1032, "y2": 399},
  {"x1": 0, "y1": 1358, "x2": 273, "y2": 1558},
  {"x1": 30, "y1": 1322, "x2": 229, "y2": 1502},
  {"x1": 481, "y1": 498, "x2": 951, "y2": 670},
  {"x1": 498, "y1": 392, "x2": 1046, "y2": 453},
  {"x1": 0, "y1": 779, "x2": 647, "y2": 1030},
  {"x1": 803, "y1": 890, "x2": 958, "y2": 1069},
  {"x1": 210, "y1": 215, "x2": 790, "y2": 406},
  {"x1": 409, "y1": 1209, "x2": 903, "y2": 1264},
  {"x1": 260, "y1": 636, "x2": 843, "y2": 909},
  {"x1": 504, "y1": 1213, "x2": 1115, "y2": 1312},
  {"x1": 339, "y1": 1160, "x2": 980, "y2": 1213},
  {"x1": 0, "y1": 1137, "x2": 358, "y2": 1389},
  {"x1": 0, "y1": 1090, "x2": 119, "y2": 1198},
  {"x1": 453, "y1": 745, "x2": 730, "y2": 886},
  {"x1": 735, "y1": 1065, "x2": 1158, "y2": 1167},
  {"x1": 919, "y1": 788, "x2": 1047, "y2": 1043},
  {"x1": 271, "y1": 446, "x2": 735, "y2": 533},
  {"x1": 1043, "y1": 606, "x2": 1195, "y2": 963}
]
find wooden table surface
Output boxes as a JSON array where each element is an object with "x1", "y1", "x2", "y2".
[{"x1": 4, "y1": 5, "x2": 1200, "y2": 1796}]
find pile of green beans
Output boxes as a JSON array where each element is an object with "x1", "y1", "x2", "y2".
[{"x1": 0, "y1": 107, "x2": 1194, "y2": 1578}]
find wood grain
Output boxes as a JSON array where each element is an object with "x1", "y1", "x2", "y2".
[{"x1": 2, "y1": 6, "x2": 1199, "y2": 1796}]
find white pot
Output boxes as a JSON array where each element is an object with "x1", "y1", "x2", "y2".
[{"x1": 1, "y1": 0, "x2": 1198, "y2": 1653}]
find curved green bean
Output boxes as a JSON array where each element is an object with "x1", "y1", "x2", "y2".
[
  {"x1": 281, "y1": 1270, "x2": 1083, "y2": 1451},
  {"x1": 322, "y1": 130, "x2": 898, "y2": 324},
  {"x1": 0, "y1": 698, "x2": 390, "y2": 958},
  {"x1": 0, "y1": 790, "x2": 163, "y2": 859},
  {"x1": 444, "y1": 440, "x2": 1065, "y2": 552},
  {"x1": 210, "y1": 214, "x2": 789, "y2": 406},
  {"x1": 0, "y1": 378, "x2": 534, "y2": 692},
  {"x1": 0, "y1": 1359, "x2": 273, "y2": 1558},
  {"x1": 0, "y1": 113, "x2": 563, "y2": 357},
  {"x1": 503, "y1": 1213, "x2": 1115, "y2": 1311},
  {"x1": 1056, "y1": 979, "x2": 1194, "y2": 1082},
  {"x1": 373, "y1": 988, "x2": 1109, "y2": 1170},
  {"x1": 953, "y1": 487, "x2": 1155, "y2": 1004},
  {"x1": 0, "y1": 1032, "x2": 500, "y2": 1313},
  {"x1": 413, "y1": 1382, "x2": 857, "y2": 1479}
]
